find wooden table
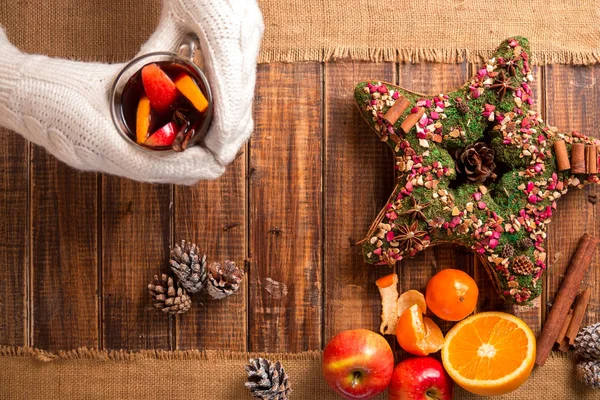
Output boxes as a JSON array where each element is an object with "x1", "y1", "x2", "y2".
[{"x1": 0, "y1": 61, "x2": 599, "y2": 356}]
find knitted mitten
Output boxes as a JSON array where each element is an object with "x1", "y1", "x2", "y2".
[{"x1": 0, "y1": 0, "x2": 264, "y2": 185}]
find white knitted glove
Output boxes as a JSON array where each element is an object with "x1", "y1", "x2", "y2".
[{"x1": 0, "y1": 0, "x2": 263, "y2": 185}]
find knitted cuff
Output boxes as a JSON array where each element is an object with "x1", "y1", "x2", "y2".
[{"x1": 0, "y1": 28, "x2": 25, "y2": 131}]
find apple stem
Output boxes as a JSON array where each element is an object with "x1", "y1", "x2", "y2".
[
  {"x1": 351, "y1": 371, "x2": 362, "y2": 388},
  {"x1": 426, "y1": 392, "x2": 441, "y2": 400}
]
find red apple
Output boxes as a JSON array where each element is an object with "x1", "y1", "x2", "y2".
[
  {"x1": 141, "y1": 63, "x2": 178, "y2": 114},
  {"x1": 145, "y1": 122, "x2": 177, "y2": 147},
  {"x1": 322, "y1": 329, "x2": 394, "y2": 399},
  {"x1": 389, "y1": 357, "x2": 453, "y2": 400}
]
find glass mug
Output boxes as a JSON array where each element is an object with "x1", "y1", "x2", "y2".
[{"x1": 110, "y1": 34, "x2": 213, "y2": 152}]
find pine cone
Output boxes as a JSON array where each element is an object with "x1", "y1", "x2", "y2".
[
  {"x1": 148, "y1": 274, "x2": 192, "y2": 315},
  {"x1": 245, "y1": 358, "x2": 292, "y2": 400},
  {"x1": 169, "y1": 240, "x2": 207, "y2": 293},
  {"x1": 518, "y1": 238, "x2": 534, "y2": 250},
  {"x1": 455, "y1": 97, "x2": 470, "y2": 114},
  {"x1": 501, "y1": 244, "x2": 515, "y2": 259},
  {"x1": 511, "y1": 255, "x2": 534, "y2": 276},
  {"x1": 206, "y1": 260, "x2": 244, "y2": 299},
  {"x1": 455, "y1": 142, "x2": 497, "y2": 183},
  {"x1": 576, "y1": 360, "x2": 600, "y2": 389},
  {"x1": 575, "y1": 323, "x2": 600, "y2": 360}
]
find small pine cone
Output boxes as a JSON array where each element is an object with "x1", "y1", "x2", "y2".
[
  {"x1": 575, "y1": 323, "x2": 600, "y2": 360},
  {"x1": 148, "y1": 274, "x2": 192, "y2": 315},
  {"x1": 455, "y1": 142, "x2": 497, "y2": 183},
  {"x1": 169, "y1": 240, "x2": 207, "y2": 293},
  {"x1": 576, "y1": 360, "x2": 600, "y2": 389},
  {"x1": 511, "y1": 255, "x2": 534, "y2": 276},
  {"x1": 455, "y1": 97, "x2": 470, "y2": 114},
  {"x1": 207, "y1": 260, "x2": 245, "y2": 300},
  {"x1": 245, "y1": 358, "x2": 292, "y2": 400},
  {"x1": 518, "y1": 238, "x2": 534, "y2": 250},
  {"x1": 501, "y1": 244, "x2": 515, "y2": 259}
]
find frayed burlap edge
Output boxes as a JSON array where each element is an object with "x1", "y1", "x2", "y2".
[
  {"x1": 0, "y1": 345, "x2": 322, "y2": 363},
  {"x1": 257, "y1": 48, "x2": 600, "y2": 66}
]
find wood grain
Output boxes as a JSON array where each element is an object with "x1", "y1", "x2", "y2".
[
  {"x1": 174, "y1": 156, "x2": 247, "y2": 351},
  {"x1": 545, "y1": 65, "x2": 600, "y2": 327},
  {"x1": 30, "y1": 147, "x2": 98, "y2": 351},
  {"x1": 102, "y1": 178, "x2": 171, "y2": 350},
  {"x1": 397, "y1": 63, "x2": 472, "y2": 333},
  {"x1": 249, "y1": 63, "x2": 323, "y2": 352},
  {"x1": 323, "y1": 62, "x2": 396, "y2": 342},
  {"x1": 0, "y1": 130, "x2": 28, "y2": 347}
]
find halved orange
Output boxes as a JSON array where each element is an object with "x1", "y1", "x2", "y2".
[
  {"x1": 441, "y1": 312, "x2": 536, "y2": 396},
  {"x1": 396, "y1": 304, "x2": 444, "y2": 356}
]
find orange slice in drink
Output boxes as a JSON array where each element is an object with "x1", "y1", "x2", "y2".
[
  {"x1": 441, "y1": 312, "x2": 536, "y2": 396},
  {"x1": 396, "y1": 304, "x2": 444, "y2": 356}
]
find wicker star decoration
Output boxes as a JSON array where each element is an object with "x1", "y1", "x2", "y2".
[{"x1": 355, "y1": 37, "x2": 600, "y2": 305}]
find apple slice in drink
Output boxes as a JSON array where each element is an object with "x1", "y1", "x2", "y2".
[
  {"x1": 145, "y1": 122, "x2": 177, "y2": 147},
  {"x1": 141, "y1": 63, "x2": 178, "y2": 114}
]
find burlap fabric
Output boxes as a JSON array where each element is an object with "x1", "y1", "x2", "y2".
[
  {"x1": 2, "y1": 1, "x2": 600, "y2": 65},
  {"x1": 1, "y1": 1, "x2": 599, "y2": 399},
  {"x1": 0, "y1": 347, "x2": 597, "y2": 399}
]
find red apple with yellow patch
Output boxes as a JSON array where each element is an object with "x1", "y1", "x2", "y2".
[{"x1": 322, "y1": 329, "x2": 394, "y2": 399}]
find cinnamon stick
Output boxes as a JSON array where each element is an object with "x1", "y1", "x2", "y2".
[
  {"x1": 558, "y1": 337, "x2": 571, "y2": 353},
  {"x1": 554, "y1": 140, "x2": 570, "y2": 171},
  {"x1": 567, "y1": 288, "x2": 592, "y2": 345},
  {"x1": 555, "y1": 310, "x2": 573, "y2": 347},
  {"x1": 571, "y1": 143, "x2": 586, "y2": 174},
  {"x1": 400, "y1": 107, "x2": 425, "y2": 133},
  {"x1": 586, "y1": 145, "x2": 598, "y2": 174},
  {"x1": 383, "y1": 96, "x2": 410, "y2": 126},
  {"x1": 535, "y1": 233, "x2": 600, "y2": 366}
]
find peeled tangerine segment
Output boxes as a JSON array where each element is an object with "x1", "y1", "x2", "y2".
[
  {"x1": 398, "y1": 289, "x2": 427, "y2": 317},
  {"x1": 174, "y1": 73, "x2": 209, "y2": 113},
  {"x1": 136, "y1": 96, "x2": 152, "y2": 144},
  {"x1": 396, "y1": 304, "x2": 444, "y2": 356}
]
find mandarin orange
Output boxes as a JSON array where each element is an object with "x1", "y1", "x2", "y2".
[{"x1": 426, "y1": 268, "x2": 478, "y2": 321}]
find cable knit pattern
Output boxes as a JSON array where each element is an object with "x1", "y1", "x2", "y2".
[{"x1": 0, "y1": 0, "x2": 264, "y2": 185}]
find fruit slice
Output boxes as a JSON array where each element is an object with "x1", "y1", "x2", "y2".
[
  {"x1": 376, "y1": 274, "x2": 399, "y2": 335},
  {"x1": 174, "y1": 73, "x2": 209, "y2": 113},
  {"x1": 397, "y1": 289, "x2": 427, "y2": 317},
  {"x1": 141, "y1": 63, "x2": 178, "y2": 113},
  {"x1": 396, "y1": 304, "x2": 444, "y2": 356},
  {"x1": 135, "y1": 96, "x2": 152, "y2": 144},
  {"x1": 144, "y1": 122, "x2": 177, "y2": 147},
  {"x1": 442, "y1": 312, "x2": 536, "y2": 396}
]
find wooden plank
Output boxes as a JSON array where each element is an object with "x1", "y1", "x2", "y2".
[
  {"x1": 397, "y1": 63, "x2": 471, "y2": 333},
  {"x1": 323, "y1": 62, "x2": 396, "y2": 342},
  {"x1": 102, "y1": 178, "x2": 171, "y2": 350},
  {"x1": 545, "y1": 65, "x2": 600, "y2": 328},
  {"x1": 0, "y1": 130, "x2": 28, "y2": 347},
  {"x1": 174, "y1": 155, "x2": 247, "y2": 351},
  {"x1": 249, "y1": 63, "x2": 322, "y2": 352},
  {"x1": 30, "y1": 147, "x2": 98, "y2": 351}
]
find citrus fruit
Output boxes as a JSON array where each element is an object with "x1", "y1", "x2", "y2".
[
  {"x1": 425, "y1": 268, "x2": 478, "y2": 321},
  {"x1": 441, "y1": 312, "x2": 536, "y2": 396},
  {"x1": 396, "y1": 304, "x2": 444, "y2": 356},
  {"x1": 398, "y1": 289, "x2": 427, "y2": 316}
]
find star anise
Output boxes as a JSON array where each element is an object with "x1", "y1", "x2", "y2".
[
  {"x1": 489, "y1": 71, "x2": 517, "y2": 101},
  {"x1": 498, "y1": 55, "x2": 521, "y2": 77},
  {"x1": 403, "y1": 198, "x2": 431, "y2": 221},
  {"x1": 395, "y1": 221, "x2": 428, "y2": 253}
]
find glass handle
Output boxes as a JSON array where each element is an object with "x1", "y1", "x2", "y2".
[{"x1": 178, "y1": 33, "x2": 205, "y2": 70}]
